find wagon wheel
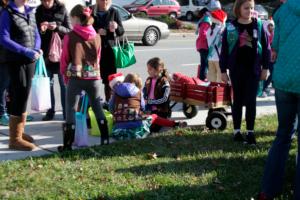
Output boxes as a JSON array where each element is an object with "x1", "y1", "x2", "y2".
[
  {"x1": 183, "y1": 103, "x2": 198, "y2": 119},
  {"x1": 206, "y1": 111, "x2": 227, "y2": 130}
]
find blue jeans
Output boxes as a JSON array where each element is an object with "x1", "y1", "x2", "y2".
[
  {"x1": 261, "y1": 89, "x2": 300, "y2": 199},
  {"x1": 47, "y1": 70, "x2": 66, "y2": 119},
  {"x1": 0, "y1": 64, "x2": 10, "y2": 117}
]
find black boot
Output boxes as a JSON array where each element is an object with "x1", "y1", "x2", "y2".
[
  {"x1": 57, "y1": 123, "x2": 75, "y2": 152},
  {"x1": 97, "y1": 119, "x2": 109, "y2": 145},
  {"x1": 42, "y1": 109, "x2": 55, "y2": 121}
]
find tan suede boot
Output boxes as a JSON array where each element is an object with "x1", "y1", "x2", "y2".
[
  {"x1": 21, "y1": 113, "x2": 34, "y2": 143},
  {"x1": 9, "y1": 115, "x2": 36, "y2": 151}
]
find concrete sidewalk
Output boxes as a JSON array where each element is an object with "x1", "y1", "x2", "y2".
[{"x1": 0, "y1": 96, "x2": 276, "y2": 162}]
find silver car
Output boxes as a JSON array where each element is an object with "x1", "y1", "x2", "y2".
[{"x1": 113, "y1": 4, "x2": 170, "y2": 46}]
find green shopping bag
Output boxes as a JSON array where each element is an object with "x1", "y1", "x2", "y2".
[
  {"x1": 112, "y1": 38, "x2": 136, "y2": 68},
  {"x1": 88, "y1": 107, "x2": 113, "y2": 136}
]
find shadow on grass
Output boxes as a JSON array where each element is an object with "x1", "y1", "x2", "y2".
[
  {"x1": 55, "y1": 130, "x2": 276, "y2": 161},
  {"x1": 88, "y1": 154, "x2": 295, "y2": 200}
]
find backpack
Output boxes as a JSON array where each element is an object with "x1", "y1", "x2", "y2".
[
  {"x1": 48, "y1": 32, "x2": 62, "y2": 63},
  {"x1": 226, "y1": 18, "x2": 263, "y2": 56}
]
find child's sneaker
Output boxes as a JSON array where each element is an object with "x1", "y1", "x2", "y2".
[
  {"x1": 0, "y1": 114, "x2": 9, "y2": 126},
  {"x1": 233, "y1": 132, "x2": 245, "y2": 142},
  {"x1": 261, "y1": 92, "x2": 268, "y2": 98},
  {"x1": 26, "y1": 115, "x2": 34, "y2": 122},
  {"x1": 245, "y1": 133, "x2": 257, "y2": 145},
  {"x1": 178, "y1": 121, "x2": 187, "y2": 128}
]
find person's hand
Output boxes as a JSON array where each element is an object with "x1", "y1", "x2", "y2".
[
  {"x1": 271, "y1": 49, "x2": 277, "y2": 62},
  {"x1": 221, "y1": 73, "x2": 229, "y2": 84},
  {"x1": 25, "y1": 48, "x2": 41, "y2": 60},
  {"x1": 33, "y1": 51, "x2": 42, "y2": 60},
  {"x1": 260, "y1": 69, "x2": 268, "y2": 80},
  {"x1": 40, "y1": 21, "x2": 49, "y2": 32},
  {"x1": 98, "y1": 28, "x2": 107, "y2": 36},
  {"x1": 48, "y1": 22, "x2": 57, "y2": 30},
  {"x1": 109, "y1": 21, "x2": 118, "y2": 32},
  {"x1": 38, "y1": 49, "x2": 43, "y2": 56}
]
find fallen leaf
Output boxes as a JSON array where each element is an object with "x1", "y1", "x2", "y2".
[
  {"x1": 147, "y1": 153, "x2": 158, "y2": 160},
  {"x1": 175, "y1": 130, "x2": 184, "y2": 136}
]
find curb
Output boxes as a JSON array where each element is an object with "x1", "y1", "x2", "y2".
[{"x1": 169, "y1": 32, "x2": 196, "y2": 37}]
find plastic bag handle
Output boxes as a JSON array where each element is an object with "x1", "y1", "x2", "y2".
[
  {"x1": 35, "y1": 57, "x2": 48, "y2": 77},
  {"x1": 80, "y1": 95, "x2": 89, "y2": 114}
]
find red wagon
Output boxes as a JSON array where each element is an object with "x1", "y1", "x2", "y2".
[{"x1": 170, "y1": 81, "x2": 232, "y2": 130}]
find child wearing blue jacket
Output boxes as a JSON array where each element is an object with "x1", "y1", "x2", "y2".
[{"x1": 220, "y1": 0, "x2": 270, "y2": 145}]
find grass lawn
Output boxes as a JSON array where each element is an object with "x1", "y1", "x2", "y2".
[{"x1": 0, "y1": 115, "x2": 297, "y2": 200}]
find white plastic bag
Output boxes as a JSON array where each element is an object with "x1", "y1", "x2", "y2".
[{"x1": 31, "y1": 57, "x2": 51, "y2": 111}]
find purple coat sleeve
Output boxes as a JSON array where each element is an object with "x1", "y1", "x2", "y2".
[
  {"x1": 0, "y1": 10, "x2": 40, "y2": 58},
  {"x1": 0, "y1": 10, "x2": 29, "y2": 55}
]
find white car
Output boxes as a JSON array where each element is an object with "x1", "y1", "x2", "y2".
[
  {"x1": 27, "y1": 0, "x2": 170, "y2": 46},
  {"x1": 113, "y1": 4, "x2": 170, "y2": 46},
  {"x1": 177, "y1": 0, "x2": 209, "y2": 21}
]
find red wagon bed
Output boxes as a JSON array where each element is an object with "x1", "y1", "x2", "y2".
[{"x1": 170, "y1": 81, "x2": 232, "y2": 130}]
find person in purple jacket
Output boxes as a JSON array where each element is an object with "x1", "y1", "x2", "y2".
[
  {"x1": 220, "y1": 0, "x2": 270, "y2": 145},
  {"x1": 0, "y1": 0, "x2": 42, "y2": 151}
]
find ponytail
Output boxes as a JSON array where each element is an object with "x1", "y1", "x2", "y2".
[{"x1": 70, "y1": 4, "x2": 94, "y2": 26}]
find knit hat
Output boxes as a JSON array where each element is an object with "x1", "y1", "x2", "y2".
[
  {"x1": 209, "y1": 0, "x2": 221, "y2": 11},
  {"x1": 210, "y1": 9, "x2": 227, "y2": 24},
  {"x1": 108, "y1": 73, "x2": 125, "y2": 89}
]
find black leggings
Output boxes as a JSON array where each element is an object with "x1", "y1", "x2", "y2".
[
  {"x1": 230, "y1": 71, "x2": 259, "y2": 130},
  {"x1": 8, "y1": 61, "x2": 35, "y2": 116},
  {"x1": 100, "y1": 46, "x2": 116, "y2": 102}
]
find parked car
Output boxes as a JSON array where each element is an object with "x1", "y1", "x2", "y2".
[
  {"x1": 223, "y1": 3, "x2": 269, "y2": 20},
  {"x1": 27, "y1": 1, "x2": 170, "y2": 46},
  {"x1": 113, "y1": 4, "x2": 170, "y2": 46},
  {"x1": 123, "y1": 0, "x2": 181, "y2": 18},
  {"x1": 177, "y1": 0, "x2": 209, "y2": 21}
]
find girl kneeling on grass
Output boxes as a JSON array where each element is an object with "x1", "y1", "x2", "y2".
[
  {"x1": 143, "y1": 57, "x2": 174, "y2": 132},
  {"x1": 59, "y1": 4, "x2": 109, "y2": 152},
  {"x1": 109, "y1": 73, "x2": 187, "y2": 140}
]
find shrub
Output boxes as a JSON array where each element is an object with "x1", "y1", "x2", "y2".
[
  {"x1": 133, "y1": 12, "x2": 148, "y2": 18},
  {"x1": 154, "y1": 15, "x2": 183, "y2": 29}
]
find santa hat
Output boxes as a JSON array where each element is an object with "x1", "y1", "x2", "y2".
[
  {"x1": 210, "y1": 9, "x2": 227, "y2": 24},
  {"x1": 209, "y1": 0, "x2": 221, "y2": 11},
  {"x1": 108, "y1": 73, "x2": 125, "y2": 88}
]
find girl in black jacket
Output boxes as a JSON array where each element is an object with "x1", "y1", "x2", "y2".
[
  {"x1": 91, "y1": 0, "x2": 124, "y2": 102},
  {"x1": 35, "y1": 0, "x2": 72, "y2": 121}
]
